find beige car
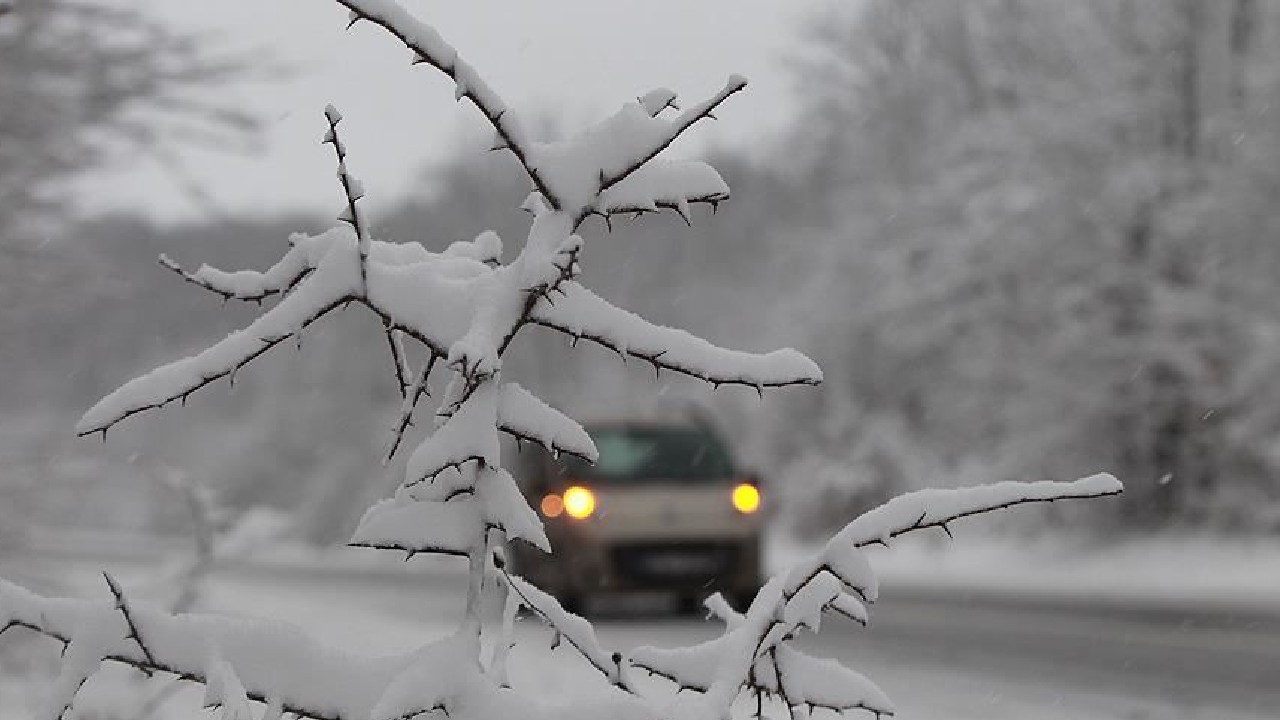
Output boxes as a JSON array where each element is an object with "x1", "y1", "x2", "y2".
[{"x1": 510, "y1": 420, "x2": 763, "y2": 613}]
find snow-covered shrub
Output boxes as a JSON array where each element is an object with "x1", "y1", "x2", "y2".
[{"x1": 0, "y1": 2, "x2": 1123, "y2": 719}]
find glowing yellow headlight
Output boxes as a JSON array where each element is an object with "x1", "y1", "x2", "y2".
[
  {"x1": 562, "y1": 486, "x2": 596, "y2": 520},
  {"x1": 732, "y1": 483, "x2": 760, "y2": 514}
]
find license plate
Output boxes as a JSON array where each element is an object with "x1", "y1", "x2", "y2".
[{"x1": 639, "y1": 550, "x2": 721, "y2": 576}]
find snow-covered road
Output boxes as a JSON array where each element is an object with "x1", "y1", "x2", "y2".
[{"x1": 4, "y1": 555, "x2": 1276, "y2": 720}]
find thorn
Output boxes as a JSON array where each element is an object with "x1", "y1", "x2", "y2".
[
  {"x1": 346, "y1": 11, "x2": 361, "y2": 30},
  {"x1": 940, "y1": 522, "x2": 954, "y2": 540},
  {"x1": 100, "y1": 429, "x2": 107, "y2": 443}
]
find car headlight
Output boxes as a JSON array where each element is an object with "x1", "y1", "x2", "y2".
[
  {"x1": 732, "y1": 483, "x2": 760, "y2": 514},
  {"x1": 539, "y1": 493, "x2": 564, "y2": 518},
  {"x1": 562, "y1": 485, "x2": 596, "y2": 519}
]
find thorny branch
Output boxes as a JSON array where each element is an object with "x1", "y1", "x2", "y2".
[
  {"x1": 385, "y1": 353, "x2": 440, "y2": 462},
  {"x1": 495, "y1": 565, "x2": 633, "y2": 695},
  {"x1": 0, "y1": 619, "x2": 349, "y2": 720},
  {"x1": 335, "y1": 0, "x2": 560, "y2": 209},
  {"x1": 579, "y1": 75, "x2": 747, "y2": 225},
  {"x1": 323, "y1": 105, "x2": 370, "y2": 289},
  {"x1": 741, "y1": 481, "x2": 1126, "y2": 683}
]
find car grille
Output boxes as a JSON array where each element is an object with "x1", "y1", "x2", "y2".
[{"x1": 610, "y1": 541, "x2": 739, "y2": 585}]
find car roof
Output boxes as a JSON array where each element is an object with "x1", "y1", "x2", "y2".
[{"x1": 581, "y1": 418, "x2": 720, "y2": 433}]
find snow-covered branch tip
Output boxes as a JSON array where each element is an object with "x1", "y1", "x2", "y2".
[
  {"x1": 841, "y1": 474, "x2": 1124, "y2": 549},
  {"x1": 323, "y1": 104, "x2": 371, "y2": 289},
  {"x1": 336, "y1": 0, "x2": 557, "y2": 209},
  {"x1": 588, "y1": 75, "x2": 747, "y2": 211}
]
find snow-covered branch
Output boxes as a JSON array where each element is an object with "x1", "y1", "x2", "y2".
[
  {"x1": 335, "y1": 0, "x2": 557, "y2": 209},
  {"x1": 38, "y1": 4, "x2": 1129, "y2": 720},
  {"x1": 0, "y1": 578, "x2": 421, "y2": 720},
  {"x1": 630, "y1": 476, "x2": 1122, "y2": 720},
  {"x1": 500, "y1": 571, "x2": 629, "y2": 690},
  {"x1": 157, "y1": 243, "x2": 311, "y2": 304},
  {"x1": 531, "y1": 281, "x2": 823, "y2": 390},
  {"x1": 495, "y1": 383, "x2": 597, "y2": 463},
  {"x1": 590, "y1": 76, "x2": 746, "y2": 208},
  {"x1": 838, "y1": 474, "x2": 1124, "y2": 549}
]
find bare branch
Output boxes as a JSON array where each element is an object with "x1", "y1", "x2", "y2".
[
  {"x1": 385, "y1": 353, "x2": 439, "y2": 462},
  {"x1": 385, "y1": 327, "x2": 409, "y2": 398},
  {"x1": 323, "y1": 105, "x2": 370, "y2": 289},
  {"x1": 102, "y1": 572, "x2": 158, "y2": 671}
]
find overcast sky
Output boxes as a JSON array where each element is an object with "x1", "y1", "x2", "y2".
[{"x1": 72, "y1": 0, "x2": 841, "y2": 224}]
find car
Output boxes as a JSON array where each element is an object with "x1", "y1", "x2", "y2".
[{"x1": 509, "y1": 419, "x2": 764, "y2": 614}]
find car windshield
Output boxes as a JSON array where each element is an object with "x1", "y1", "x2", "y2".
[{"x1": 561, "y1": 426, "x2": 735, "y2": 482}]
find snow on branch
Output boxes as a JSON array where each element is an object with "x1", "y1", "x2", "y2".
[
  {"x1": 501, "y1": 571, "x2": 627, "y2": 690},
  {"x1": 587, "y1": 159, "x2": 730, "y2": 228},
  {"x1": 78, "y1": 230, "x2": 363, "y2": 437},
  {"x1": 78, "y1": 229, "x2": 506, "y2": 437},
  {"x1": 335, "y1": 0, "x2": 557, "y2": 208},
  {"x1": 531, "y1": 281, "x2": 823, "y2": 391},
  {"x1": 496, "y1": 383, "x2": 597, "y2": 463},
  {"x1": 645, "y1": 477, "x2": 1133, "y2": 720},
  {"x1": 835, "y1": 474, "x2": 1124, "y2": 549},
  {"x1": 591, "y1": 76, "x2": 746, "y2": 202},
  {"x1": 0, "y1": 578, "x2": 422, "y2": 720},
  {"x1": 403, "y1": 378, "x2": 500, "y2": 487},
  {"x1": 349, "y1": 496, "x2": 479, "y2": 557},
  {"x1": 525, "y1": 76, "x2": 746, "y2": 218},
  {"x1": 629, "y1": 594, "x2": 892, "y2": 719},
  {"x1": 628, "y1": 476, "x2": 1122, "y2": 720},
  {"x1": 157, "y1": 238, "x2": 313, "y2": 304}
]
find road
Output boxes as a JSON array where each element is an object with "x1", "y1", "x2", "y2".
[{"x1": 4, "y1": 554, "x2": 1277, "y2": 720}]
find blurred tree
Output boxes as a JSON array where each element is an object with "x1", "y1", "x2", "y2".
[
  {"x1": 779, "y1": 0, "x2": 1280, "y2": 530},
  {"x1": 0, "y1": 0, "x2": 256, "y2": 399},
  {"x1": 0, "y1": 0, "x2": 253, "y2": 238}
]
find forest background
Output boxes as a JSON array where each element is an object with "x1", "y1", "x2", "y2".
[{"x1": 4, "y1": 0, "x2": 1280, "y2": 547}]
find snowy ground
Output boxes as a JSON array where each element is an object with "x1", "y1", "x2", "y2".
[
  {"x1": 843, "y1": 529, "x2": 1280, "y2": 612},
  {"x1": 2, "y1": 532, "x2": 1278, "y2": 719}
]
